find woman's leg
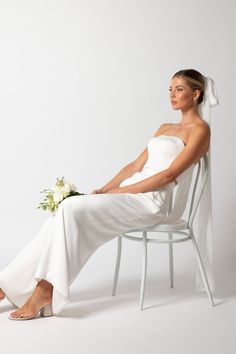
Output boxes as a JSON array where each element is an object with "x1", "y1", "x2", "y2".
[
  {"x1": 1, "y1": 192, "x2": 165, "y2": 317},
  {"x1": 0, "y1": 216, "x2": 55, "y2": 308}
]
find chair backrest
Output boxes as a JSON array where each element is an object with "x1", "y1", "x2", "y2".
[{"x1": 167, "y1": 154, "x2": 209, "y2": 228}]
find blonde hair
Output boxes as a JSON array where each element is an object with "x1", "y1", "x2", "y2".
[{"x1": 172, "y1": 69, "x2": 205, "y2": 104}]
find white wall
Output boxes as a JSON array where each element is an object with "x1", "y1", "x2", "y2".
[{"x1": 0, "y1": 0, "x2": 235, "y2": 288}]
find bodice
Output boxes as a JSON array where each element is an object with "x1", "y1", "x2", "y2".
[
  {"x1": 120, "y1": 135, "x2": 186, "y2": 188},
  {"x1": 119, "y1": 135, "x2": 195, "y2": 221}
]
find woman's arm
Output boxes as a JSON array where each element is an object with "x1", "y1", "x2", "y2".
[
  {"x1": 108, "y1": 125, "x2": 210, "y2": 194},
  {"x1": 91, "y1": 123, "x2": 170, "y2": 194},
  {"x1": 91, "y1": 146, "x2": 149, "y2": 194}
]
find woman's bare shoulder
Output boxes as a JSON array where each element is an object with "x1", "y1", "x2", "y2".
[
  {"x1": 195, "y1": 119, "x2": 210, "y2": 131},
  {"x1": 187, "y1": 121, "x2": 211, "y2": 159},
  {"x1": 189, "y1": 120, "x2": 211, "y2": 141},
  {"x1": 153, "y1": 123, "x2": 173, "y2": 136}
]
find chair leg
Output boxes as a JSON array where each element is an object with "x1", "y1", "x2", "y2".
[
  {"x1": 168, "y1": 232, "x2": 174, "y2": 288},
  {"x1": 140, "y1": 231, "x2": 148, "y2": 311},
  {"x1": 112, "y1": 235, "x2": 122, "y2": 296},
  {"x1": 190, "y1": 230, "x2": 215, "y2": 306}
]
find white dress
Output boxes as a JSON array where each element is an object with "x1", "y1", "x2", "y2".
[{"x1": 0, "y1": 135, "x2": 194, "y2": 315}]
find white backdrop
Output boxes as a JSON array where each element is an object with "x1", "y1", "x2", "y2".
[{"x1": 0, "y1": 0, "x2": 235, "y2": 292}]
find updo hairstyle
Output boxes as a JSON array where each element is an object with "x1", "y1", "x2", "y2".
[{"x1": 172, "y1": 69, "x2": 205, "y2": 104}]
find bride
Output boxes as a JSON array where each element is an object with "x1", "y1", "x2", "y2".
[{"x1": 0, "y1": 69, "x2": 210, "y2": 320}]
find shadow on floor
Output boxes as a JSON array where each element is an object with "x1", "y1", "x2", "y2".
[
  {"x1": 58, "y1": 272, "x2": 234, "y2": 318},
  {"x1": 1, "y1": 273, "x2": 234, "y2": 319}
]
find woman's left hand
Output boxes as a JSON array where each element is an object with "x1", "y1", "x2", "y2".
[{"x1": 107, "y1": 187, "x2": 122, "y2": 194}]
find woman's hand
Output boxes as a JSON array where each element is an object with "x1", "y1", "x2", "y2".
[
  {"x1": 90, "y1": 187, "x2": 123, "y2": 194},
  {"x1": 90, "y1": 188, "x2": 105, "y2": 195},
  {"x1": 106, "y1": 187, "x2": 123, "y2": 194},
  {"x1": 90, "y1": 187, "x2": 127, "y2": 194}
]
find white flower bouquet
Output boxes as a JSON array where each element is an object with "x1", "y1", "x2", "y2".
[{"x1": 37, "y1": 177, "x2": 85, "y2": 215}]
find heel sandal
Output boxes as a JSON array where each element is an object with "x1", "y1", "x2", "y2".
[
  {"x1": 39, "y1": 303, "x2": 53, "y2": 317},
  {"x1": 9, "y1": 303, "x2": 53, "y2": 320}
]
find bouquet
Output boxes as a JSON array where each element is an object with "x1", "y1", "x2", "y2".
[{"x1": 37, "y1": 177, "x2": 85, "y2": 215}]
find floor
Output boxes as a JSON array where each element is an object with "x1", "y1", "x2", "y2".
[{"x1": 0, "y1": 272, "x2": 235, "y2": 354}]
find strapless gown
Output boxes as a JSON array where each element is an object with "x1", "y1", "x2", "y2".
[{"x1": 0, "y1": 135, "x2": 195, "y2": 315}]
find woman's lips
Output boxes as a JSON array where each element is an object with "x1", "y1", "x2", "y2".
[{"x1": 171, "y1": 101, "x2": 177, "y2": 104}]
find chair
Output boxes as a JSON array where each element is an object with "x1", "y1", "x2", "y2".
[{"x1": 112, "y1": 154, "x2": 215, "y2": 310}]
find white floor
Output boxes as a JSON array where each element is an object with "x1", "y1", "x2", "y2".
[{"x1": 0, "y1": 272, "x2": 235, "y2": 354}]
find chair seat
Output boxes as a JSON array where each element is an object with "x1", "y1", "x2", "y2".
[{"x1": 144, "y1": 218, "x2": 189, "y2": 232}]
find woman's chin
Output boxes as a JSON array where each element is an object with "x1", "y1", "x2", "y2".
[{"x1": 171, "y1": 106, "x2": 180, "y2": 110}]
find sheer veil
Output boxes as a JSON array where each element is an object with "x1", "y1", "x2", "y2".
[{"x1": 196, "y1": 76, "x2": 219, "y2": 291}]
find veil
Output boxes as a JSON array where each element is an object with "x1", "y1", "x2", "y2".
[{"x1": 196, "y1": 76, "x2": 219, "y2": 291}]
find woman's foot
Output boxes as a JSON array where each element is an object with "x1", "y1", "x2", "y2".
[
  {"x1": 0, "y1": 288, "x2": 5, "y2": 300},
  {"x1": 9, "y1": 280, "x2": 53, "y2": 320}
]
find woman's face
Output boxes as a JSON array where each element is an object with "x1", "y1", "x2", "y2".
[{"x1": 169, "y1": 76, "x2": 199, "y2": 111}]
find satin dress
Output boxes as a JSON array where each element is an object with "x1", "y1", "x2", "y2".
[{"x1": 0, "y1": 135, "x2": 194, "y2": 315}]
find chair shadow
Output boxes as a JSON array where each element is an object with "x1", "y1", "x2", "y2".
[
  {"x1": 58, "y1": 278, "x2": 142, "y2": 318},
  {"x1": 1, "y1": 273, "x2": 234, "y2": 318},
  {"x1": 58, "y1": 272, "x2": 234, "y2": 318}
]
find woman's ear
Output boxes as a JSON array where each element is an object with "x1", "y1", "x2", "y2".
[{"x1": 193, "y1": 89, "x2": 201, "y2": 102}]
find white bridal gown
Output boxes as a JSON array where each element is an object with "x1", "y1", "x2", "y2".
[{"x1": 0, "y1": 135, "x2": 195, "y2": 315}]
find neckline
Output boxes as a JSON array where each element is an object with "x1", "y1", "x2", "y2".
[{"x1": 155, "y1": 134, "x2": 186, "y2": 147}]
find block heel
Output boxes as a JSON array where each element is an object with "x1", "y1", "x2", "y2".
[{"x1": 39, "y1": 303, "x2": 53, "y2": 317}]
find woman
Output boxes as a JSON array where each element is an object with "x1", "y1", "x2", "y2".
[{"x1": 0, "y1": 69, "x2": 210, "y2": 320}]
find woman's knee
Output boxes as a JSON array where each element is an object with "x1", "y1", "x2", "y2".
[{"x1": 58, "y1": 195, "x2": 87, "y2": 216}]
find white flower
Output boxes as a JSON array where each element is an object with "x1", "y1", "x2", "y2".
[
  {"x1": 53, "y1": 191, "x2": 64, "y2": 204},
  {"x1": 63, "y1": 184, "x2": 71, "y2": 194},
  {"x1": 63, "y1": 182, "x2": 76, "y2": 192},
  {"x1": 38, "y1": 176, "x2": 83, "y2": 215}
]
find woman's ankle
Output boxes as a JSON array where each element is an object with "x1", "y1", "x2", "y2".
[
  {"x1": 37, "y1": 279, "x2": 52, "y2": 290},
  {"x1": 36, "y1": 280, "x2": 53, "y2": 300}
]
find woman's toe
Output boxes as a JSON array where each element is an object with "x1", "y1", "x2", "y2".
[
  {"x1": 0, "y1": 288, "x2": 5, "y2": 300},
  {"x1": 10, "y1": 310, "x2": 21, "y2": 318},
  {"x1": 9, "y1": 311, "x2": 16, "y2": 318}
]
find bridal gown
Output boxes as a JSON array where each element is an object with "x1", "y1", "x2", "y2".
[{"x1": 0, "y1": 135, "x2": 195, "y2": 315}]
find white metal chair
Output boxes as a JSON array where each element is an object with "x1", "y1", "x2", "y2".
[{"x1": 112, "y1": 154, "x2": 215, "y2": 310}]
